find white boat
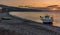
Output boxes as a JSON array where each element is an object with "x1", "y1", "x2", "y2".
[{"x1": 40, "y1": 15, "x2": 54, "y2": 25}]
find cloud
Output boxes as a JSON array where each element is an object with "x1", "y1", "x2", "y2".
[{"x1": 0, "y1": 0, "x2": 60, "y2": 7}]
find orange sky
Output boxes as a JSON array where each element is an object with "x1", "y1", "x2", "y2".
[{"x1": 0, "y1": 0, "x2": 60, "y2": 7}]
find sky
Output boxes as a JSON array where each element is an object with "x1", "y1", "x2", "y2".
[{"x1": 0, "y1": 0, "x2": 60, "y2": 7}]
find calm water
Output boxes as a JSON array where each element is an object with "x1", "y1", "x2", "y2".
[{"x1": 9, "y1": 11, "x2": 60, "y2": 27}]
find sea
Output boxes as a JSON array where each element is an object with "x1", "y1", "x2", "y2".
[{"x1": 9, "y1": 11, "x2": 60, "y2": 27}]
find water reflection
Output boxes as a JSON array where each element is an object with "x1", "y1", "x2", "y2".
[{"x1": 9, "y1": 12, "x2": 60, "y2": 27}]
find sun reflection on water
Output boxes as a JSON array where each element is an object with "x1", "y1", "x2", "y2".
[{"x1": 9, "y1": 12, "x2": 60, "y2": 27}]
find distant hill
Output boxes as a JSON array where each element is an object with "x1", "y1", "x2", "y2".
[{"x1": 0, "y1": 4, "x2": 43, "y2": 12}]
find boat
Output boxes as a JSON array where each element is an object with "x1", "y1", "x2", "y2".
[{"x1": 40, "y1": 15, "x2": 54, "y2": 25}]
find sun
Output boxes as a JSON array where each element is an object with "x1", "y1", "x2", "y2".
[
  {"x1": 52, "y1": 8, "x2": 58, "y2": 10},
  {"x1": 49, "y1": 8, "x2": 58, "y2": 11}
]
